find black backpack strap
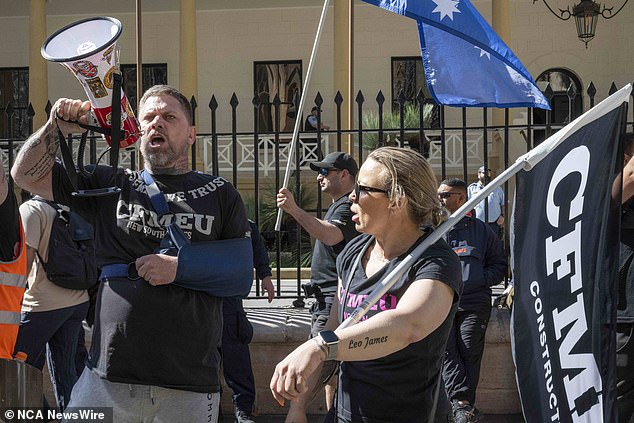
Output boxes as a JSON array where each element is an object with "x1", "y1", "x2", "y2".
[
  {"x1": 30, "y1": 196, "x2": 65, "y2": 216},
  {"x1": 34, "y1": 249, "x2": 46, "y2": 267},
  {"x1": 29, "y1": 197, "x2": 63, "y2": 268},
  {"x1": 56, "y1": 129, "x2": 81, "y2": 191}
]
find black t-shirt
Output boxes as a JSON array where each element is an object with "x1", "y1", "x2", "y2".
[
  {"x1": 0, "y1": 179, "x2": 19, "y2": 262},
  {"x1": 336, "y1": 233, "x2": 462, "y2": 423},
  {"x1": 310, "y1": 193, "x2": 359, "y2": 292},
  {"x1": 52, "y1": 163, "x2": 250, "y2": 392}
]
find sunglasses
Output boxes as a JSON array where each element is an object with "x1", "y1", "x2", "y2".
[
  {"x1": 353, "y1": 183, "x2": 388, "y2": 202},
  {"x1": 318, "y1": 168, "x2": 341, "y2": 176},
  {"x1": 438, "y1": 192, "x2": 460, "y2": 199}
]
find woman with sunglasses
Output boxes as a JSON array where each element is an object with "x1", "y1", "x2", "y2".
[{"x1": 271, "y1": 147, "x2": 462, "y2": 422}]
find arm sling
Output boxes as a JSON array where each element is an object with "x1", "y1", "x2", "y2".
[{"x1": 141, "y1": 170, "x2": 253, "y2": 297}]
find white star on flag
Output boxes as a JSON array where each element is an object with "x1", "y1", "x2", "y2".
[
  {"x1": 432, "y1": 0, "x2": 461, "y2": 21},
  {"x1": 474, "y1": 46, "x2": 491, "y2": 60}
]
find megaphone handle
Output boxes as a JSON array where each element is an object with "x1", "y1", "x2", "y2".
[
  {"x1": 77, "y1": 121, "x2": 109, "y2": 136},
  {"x1": 76, "y1": 132, "x2": 92, "y2": 179},
  {"x1": 55, "y1": 116, "x2": 139, "y2": 143},
  {"x1": 54, "y1": 111, "x2": 110, "y2": 136},
  {"x1": 56, "y1": 128, "x2": 80, "y2": 190}
]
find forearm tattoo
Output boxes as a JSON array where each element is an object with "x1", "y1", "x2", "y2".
[
  {"x1": 18, "y1": 126, "x2": 59, "y2": 180},
  {"x1": 348, "y1": 335, "x2": 389, "y2": 350}
]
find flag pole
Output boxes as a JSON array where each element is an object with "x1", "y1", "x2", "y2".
[
  {"x1": 136, "y1": 0, "x2": 142, "y2": 110},
  {"x1": 275, "y1": 0, "x2": 331, "y2": 231},
  {"x1": 338, "y1": 84, "x2": 632, "y2": 330}
]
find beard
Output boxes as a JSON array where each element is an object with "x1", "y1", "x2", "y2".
[{"x1": 141, "y1": 142, "x2": 180, "y2": 169}]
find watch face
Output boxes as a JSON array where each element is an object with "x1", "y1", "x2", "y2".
[{"x1": 319, "y1": 330, "x2": 339, "y2": 344}]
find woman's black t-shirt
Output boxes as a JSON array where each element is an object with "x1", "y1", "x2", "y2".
[{"x1": 336, "y1": 232, "x2": 462, "y2": 423}]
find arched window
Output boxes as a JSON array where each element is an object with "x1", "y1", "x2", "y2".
[{"x1": 533, "y1": 68, "x2": 583, "y2": 145}]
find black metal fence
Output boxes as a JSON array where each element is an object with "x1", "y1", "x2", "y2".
[{"x1": 2, "y1": 81, "x2": 633, "y2": 303}]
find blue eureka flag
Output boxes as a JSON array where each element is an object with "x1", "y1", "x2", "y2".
[{"x1": 361, "y1": 0, "x2": 550, "y2": 109}]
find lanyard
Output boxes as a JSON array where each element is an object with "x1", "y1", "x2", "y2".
[{"x1": 338, "y1": 236, "x2": 373, "y2": 324}]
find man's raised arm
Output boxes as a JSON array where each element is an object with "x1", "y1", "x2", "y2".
[{"x1": 11, "y1": 99, "x2": 91, "y2": 199}]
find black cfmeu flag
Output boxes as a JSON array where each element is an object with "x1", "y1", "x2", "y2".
[{"x1": 511, "y1": 104, "x2": 627, "y2": 423}]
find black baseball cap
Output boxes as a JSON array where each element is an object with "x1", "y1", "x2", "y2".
[{"x1": 310, "y1": 152, "x2": 358, "y2": 177}]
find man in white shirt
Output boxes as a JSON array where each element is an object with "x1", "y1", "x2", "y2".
[{"x1": 467, "y1": 166, "x2": 505, "y2": 238}]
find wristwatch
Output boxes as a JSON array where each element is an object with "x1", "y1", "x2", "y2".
[{"x1": 318, "y1": 330, "x2": 339, "y2": 361}]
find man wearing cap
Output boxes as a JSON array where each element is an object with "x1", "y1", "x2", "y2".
[
  {"x1": 438, "y1": 178, "x2": 507, "y2": 423},
  {"x1": 304, "y1": 106, "x2": 330, "y2": 132},
  {"x1": 276, "y1": 151, "x2": 359, "y2": 423},
  {"x1": 467, "y1": 166, "x2": 505, "y2": 239}
]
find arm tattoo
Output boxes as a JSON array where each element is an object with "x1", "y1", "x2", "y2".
[
  {"x1": 19, "y1": 126, "x2": 59, "y2": 180},
  {"x1": 348, "y1": 335, "x2": 389, "y2": 350}
]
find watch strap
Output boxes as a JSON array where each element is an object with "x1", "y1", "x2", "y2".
[{"x1": 318, "y1": 330, "x2": 339, "y2": 361}]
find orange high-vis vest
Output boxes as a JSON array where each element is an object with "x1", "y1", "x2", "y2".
[{"x1": 0, "y1": 219, "x2": 27, "y2": 360}]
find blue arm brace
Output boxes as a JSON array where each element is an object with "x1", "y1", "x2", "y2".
[{"x1": 174, "y1": 237, "x2": 254, "y2": 298}]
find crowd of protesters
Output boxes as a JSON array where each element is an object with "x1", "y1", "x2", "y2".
[{"x1": 1, "y1": 84, "x2": 632, "y2": 423}]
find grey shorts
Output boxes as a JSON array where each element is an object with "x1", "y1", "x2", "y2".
[{"x1": 64, "y1": 368, "x2": 220, "y2": 423}]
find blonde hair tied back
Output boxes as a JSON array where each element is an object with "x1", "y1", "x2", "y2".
[{"x1": 367, "y1": 146, "x2": 446, "y2": 228}]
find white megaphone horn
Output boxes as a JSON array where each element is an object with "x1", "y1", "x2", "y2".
[
  {"x1": 41, "y1": 16, "x2": 140, "y2": 148},
  {"x1": 42, "y1": 16, "x2": 140, "y2": 197}
]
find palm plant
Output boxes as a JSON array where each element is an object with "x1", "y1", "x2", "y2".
[
  {"x1": 255, "y1": 183, "x2": 316, "y2": 267},
  {"x1": 362, "y1": 103, "x2": 434, "y2": 151}
]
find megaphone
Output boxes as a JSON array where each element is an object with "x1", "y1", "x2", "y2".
[
  {"x1": 41, "y1": 16, "x2": 140, "y2": 197},
  {"x1": 42, "y1": 16, "x2": 140, "y2": 148}
]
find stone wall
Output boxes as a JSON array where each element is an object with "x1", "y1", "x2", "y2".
[{"x1": 476, "y1": 307, "x2": 521, "y2": 413}]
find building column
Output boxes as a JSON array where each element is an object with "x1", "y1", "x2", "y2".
[
  {"x1": 29, "y1": 0, "x2": 48, "y2": 128},
  {"x1": 492, "y1": 0, "x2": 510, "y2": 45},
  {"x1": 179, "y1": 0, "x2": 197, "y2": 122},
  {"x1": 334, "y1": 0, "x2": 353, "y2": 152}
]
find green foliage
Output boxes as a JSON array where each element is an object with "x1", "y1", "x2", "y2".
[
  {"x1": 248, "y1": 183, "x2": 317, "y2": 268},
  {"x1": 241, "y1": 193, "x2": 264, "y2": 221},
  {"x1": 272, "y1": 248, "x2": 313, "y2": 268},
  {"x1": 362, "y1": 103, "x2": 434, "y2": 150},
  {"x1": 257, "y1": 183, "x2": 316, "y2": 232}
]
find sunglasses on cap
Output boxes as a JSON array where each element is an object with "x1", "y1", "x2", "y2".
[
  {"x1": 318, "y1": 168, "x2": 341, "y2": 176},
  {"x1": 353, "y1": 183, "x2": 388, "y2": 202}
]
